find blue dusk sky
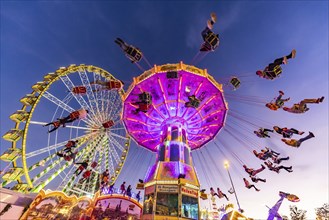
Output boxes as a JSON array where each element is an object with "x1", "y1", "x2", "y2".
[{"x1": 1, "y1": 1, "x2": 328, "y2": 219}]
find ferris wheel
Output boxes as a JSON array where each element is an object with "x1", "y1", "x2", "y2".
[{"x1": 1, "y1": 64, "x2": 130, "y2": 196}]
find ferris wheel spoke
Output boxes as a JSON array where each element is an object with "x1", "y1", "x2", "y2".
[
  {"x1": 77, "y1": 149, "x2": 99, "y2": 196},
  {"x1": 102, "y1": 90, "x2": 111, "y2": 121},
  {"x1": 100, "y1": 90, "x2": 108, "y2": 122},
  {"x1": 42, "y1": 91, "x2": 74, "y2": 112},
  {"x1": 108, "y1": 126, "x2": 126, "y2": 131},
  {"x1": 28, "y1": 137, "x2": 89, "y2": 171},
  {"x1": 107, "y1": 131, "x2": 129, "y2": 141},
  {"x1": 107, "y1": 91, "x2": 118, "y2": 116},
  {"x1": 31, "y1": 157, "x2": 67, "y2": 184},
  {"x1": 1, "y1": 180, "x2": 12, "y2": 188},
  {"x1": 94, "y1": 72, "x2": 106, "y2": 122},
  {"x1": 60, "y1": 75, "x2": 99, "y2": 125},
  {"x1": 25, "y1": 133, "x2": 91, "y2": 159},
  {"x1": 28, "y1": 153, "x2": 57, "y2": 171},
  {"x1": 106, "y1": 141, "x2": 115, "y2": 177},
  {"x1": 62, "y1": 134, "x2": 104, "y2": 193},
  {"x1": 95, "y1": 90, "x2": 104, "y2": 122},
  {"x1": 110, "y1": 102, "x2": 122, "y2": 117},
  {"x1": 34, "y1": 144, "x2": 86, "y2": 184},
  {"x1": 107, "y1": 92, "x2": 121, "y2": 122},
  {"x1": 93, "y1": 70, "x2": 102, "y2": 85},
  {"x1": 56, "y1": 164, "x2": 78, "y2": 191},
  {"x1": 90, "y1": 150, "x2": 103, "y2": 194},
  {"x1": 108, "y1": 93, "x2": 122, "y2": 121},
  {"x1": 107, "y1": 134, "x2": 125, "y2": 152},
  {"x1": 31, "y1": 159, "x2": 74, "y2": 193},
  {"x1": 42, "y1": 91, "x2": 94, "y2": 126},
  {"x1": 29, "y1": 120, "x2": 94, "y2": 131},
  {"x1": 103, "y1": 141, "x2": 109, "y2": 172},
  {"x1": 62, "y1": 135, "x2": 105, "y2": 192},
  {"x1": 78, "y1": 69, "x2": 102, "y2": 124},
  {"x1": 110, "y1": 114, "x2": 122, "y2": 126},
  {"x1": 106, "y1": 138, "x2": 121, "y2": 165}
]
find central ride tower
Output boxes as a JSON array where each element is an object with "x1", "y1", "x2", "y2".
[{"x1": 122, "y1": 62, "x2": 228, "y2": 220}]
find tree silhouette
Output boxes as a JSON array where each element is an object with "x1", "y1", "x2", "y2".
[
  {"x1": 315, "y1": 203, "x2": 329, "y2": 220},
  {"x1": 289, "y1": 205, "x2": 307, "y2": 220}
]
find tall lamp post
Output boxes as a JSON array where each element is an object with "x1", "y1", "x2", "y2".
[{"x1": 224, "y1": 161, "x2": 242, "y2": 212}]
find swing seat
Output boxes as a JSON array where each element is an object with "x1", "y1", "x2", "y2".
[
  {"x1": 230, "y1": 77, "x2": 241, "y2": 90},
  {"x1": 83, "y1": 171, "x2": 91, "y2": 179},
  {"x1": 108, "y1": 81, "x2": 122, "y2": 89},
  {"x1": 70, "y1": 111, "x2": 80, "y2": 119},
  {"x1": 266, "y1": 103, "x2": 280, "y2": 111},
  {"x1": 200, "y1": 192, "x2": 208, "y2": 200},
  {"x1": 125, "y1": 47, "x2": 143, "y2": 63},
  {"x1": 201, "y1": 32, "x2": 220, "y2": 52},
  {"x1": 186, "y1": 95, "x2": 200, "y2": 108},
  {"x1": 72, "y1": 86, "x2": 87, "y2": 95},
  {"x1": 265, "y1": 65, "x2": 282, "y2": 80},
  {"x1": 138, "y1": 103, "x2": 151, "y2": 113},
  {"x1": 136, "y1": 183, "x2": 144, "y2": 190},
  {"x1": 91, "y1": 161, "x2": 98, "y2": 168},
  {"x1": 166, "y1": 71, "x2": 178, "y2": 79},
  {"x1": 138, "y1": 92, "x2": 152, "y2": 104},
  {"x1": 64, "y1": 155, "x2": 72, "y2": 161},
  {"x1": 102, "y1": 120, "x2": 115, "y2": 128}
]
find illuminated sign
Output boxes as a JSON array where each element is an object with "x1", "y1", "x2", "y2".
[
  {"x1": 145, "y1": 185, "x2": 155, "y2": 195},
  {"x1": 181, "y1": 187, "x2": 198, "y2": 198},
  {"x1": 156, "y1": 185, "x2": 178, "y2": 193}
]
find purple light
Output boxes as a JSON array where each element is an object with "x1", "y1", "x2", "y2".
[{"x1": 123, "y1": 65, "x2": 227, "y2": 152}]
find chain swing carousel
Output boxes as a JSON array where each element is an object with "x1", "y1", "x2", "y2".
[{"x1": 122, "y1": 62, "x2": 228, "y2": 220}]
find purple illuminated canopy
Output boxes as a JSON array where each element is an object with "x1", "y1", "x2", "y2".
[{"x1": 122, "y1": 63, "x2": 228, "y2": 152}]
